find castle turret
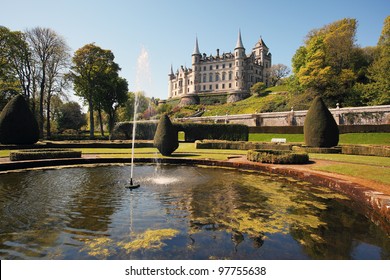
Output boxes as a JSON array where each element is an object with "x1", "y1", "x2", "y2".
[
  {"x1": 191, "y1": 37, "x2": 201, "y2": 93},
  {"x1": 168, "y1": 65, "x2": 175, "y2": 98},
  {"x1": 234, "y1": 30, "x2": 245, "y2": 91}
]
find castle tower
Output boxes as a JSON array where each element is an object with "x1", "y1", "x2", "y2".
[
  {"x1": 191, "y1": 37, "x2": 201, "y2": 93},
  {"x1": 234, "y1": 30, "x2": 245, "y2": 91},
  {"x1": 168, "y1": 65, "x2": 175, "y2": 98}
]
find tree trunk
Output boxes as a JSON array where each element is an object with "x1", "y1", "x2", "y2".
[
  {"x1": 46, "y1": 93, "x2": 51, "y2": 139},
  {"x1": 89, "y1": 95, "x2": 94, "y2": 139},
  {"x1": 39, "y1": 71, "x2": 45, "y2": 138},
  {"x1": 98, "y1": 106, "x2": 105, "y2": 137}
]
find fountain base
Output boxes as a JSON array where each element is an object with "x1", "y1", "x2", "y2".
[{"x1": 126, "y1": 178, "x2": 140, "y2": 189}]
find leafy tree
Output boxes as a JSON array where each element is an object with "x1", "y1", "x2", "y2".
[
  {"x1": 268, "y1": 64, "x2": 290, "y2": 86},
  {"x1": 26, "y1": 27, "x2": 70, "y2": 137},
  {"x1": 250, "y1": 82, "x2": 267, "y2": 96},
  {"x1": 291, "y1": 18, "x2": 361, "y2": 106},
  {"x1": 56, "y1": 101, "x2": 86, "y2": 132},
  {"x1": 69, "y1": 43, "x2": 121, "y2": 139},
  {"x1": 365, "y1": 16, "x2": 390, "y2": 105}
]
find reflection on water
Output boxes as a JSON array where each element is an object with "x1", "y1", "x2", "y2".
[{"x1": 0, "y1": 165, "x2": 389, "y2": 260}]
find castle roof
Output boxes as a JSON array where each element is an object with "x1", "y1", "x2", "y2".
[
  {"x1": 235, "y1": 30, "x2": 245, "y2": 49},
  {"x1": 254, "y1": 37, "x2": 268, "y2": 49},
  {"x1": 192, "y1": 36, "x2": 201, "y2": 55}
]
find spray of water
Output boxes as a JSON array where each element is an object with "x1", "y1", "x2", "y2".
[{"x1": 130, "y1": 47, "x2": 151, "y2": 183}]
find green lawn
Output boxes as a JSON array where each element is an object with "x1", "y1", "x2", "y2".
[
  {"x1": 313, "y1": 163, "x2": 390, "y2": 185},
  {"x1": 249, "y1": 133, "x2": 390, "y2": 145}
]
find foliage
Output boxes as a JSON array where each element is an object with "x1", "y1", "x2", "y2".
[
  {"x1": 363, "y1": 16, "x2": 390, "y2": 105},
  {"x1": 178, "y1": 123, "x2": 249, "y2": 141},
  {"x1": 268, "y1": 64, "x2": 291, "y2": 86},
  {"x1": 153, "y1": 114, "x2": 178, "y2": 156},
  {"x1": 69, "y1": 43, "x2": 127, "y2": 139},
  {"x1": 26, "y1": 27, "x2": 71, "y2": 137},
  {"x1": 56, "y1": 101, "x2": 87, "y2": 132},
  {"x1": 250, "y1": 82, "x2": 267, "y2": 96},
  {"x1": 9, "y1": 148, "x2": 81, "y2": 161},
  {"x1": 290, "y1": 18, "x2": 365, "y2": 107},
  {"x1": 247, "y1": 149, "x2": 309, "y2": 164},
  {"x1": 304, "y1": 97, "x2": 339, "y2": 147},
  {"x1": 0, "y1": 94, "x2": 39, "y2": 144}
]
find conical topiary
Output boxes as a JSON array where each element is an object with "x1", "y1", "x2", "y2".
[
  {"x1": 0, "y1": 94, "x2": 39, "y2": 144},
  {"x1": 304, "y1": 96, "x2": 339, "y2": 147},
  {"x1": 153, "y1": 114, "x2": 178, "y2": 156}
]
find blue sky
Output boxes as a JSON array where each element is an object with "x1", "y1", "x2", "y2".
[{"x1": 1, "y1": 0, "x2": 389, "y2": 100}]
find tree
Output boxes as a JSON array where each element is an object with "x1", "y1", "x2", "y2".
[
  {"x1": 250, "y1": 82, "x2": 267, "y2": 96},
  {"x1": 365, "y1": 16, "x2": 390, "y2": 105},
  {"x1": 0, "y1": 94, "x2": 39, "y2": 144},
  {"x1": 56, "y1": 101, "x2": 86, "y2": 132},
  {"x1": 69, "y1": 43, "x2": 128, "y2": 137},
  {"x1": 268, "y1": 64, "x2": 290, "y2": 86},
  {"x1": 26, "y1": 27, "x2": 70, "y2": 137},
  {"x1": 153, "y1": 114, "x2": 178, "y2": 156},
  {"x1": 291, "y1": 18, "x2": 360, "y2": 106},
  {"x1": 304, "y1": 96, "x2": 339, "y2": 147}
]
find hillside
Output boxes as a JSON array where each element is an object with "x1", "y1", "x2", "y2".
[{"x1": 170, "y1": 85, "x2": 290, "y2": 118}]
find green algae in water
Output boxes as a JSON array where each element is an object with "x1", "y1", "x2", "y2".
[{"x1": 0, "y1": 165, "x2": 389, "y2": 260}]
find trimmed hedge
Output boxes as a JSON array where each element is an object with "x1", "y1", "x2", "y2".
[
  {"x1": 10, "y1": 149, "x2": 82, "y2": 161},
  {"x1": 247, "y1": 149, "x2": 309, "y2": 164},
  {"x1": 341, "y1": 145, "x2": 390, "y2": 157},
  {"x1": 292, "y1": 146, "x2": 342, "y2": 154},
  {"x1": 154, "y1": 114, "x2": 178, "y2": 156},
  {"x1": 178, "y1": 123, "x2": 248, "y2": 141},
  {"x1": 249, "y1": 124, "x2": 390, "y2": 134},
  {"x1": 111, "y1": 122, "x2": 249, "y2": 142},
  {"x1": 304, "y1": 97, "x2": 339, "y2": 147},
  {"x1": 195, "y1": 140, "x2": 292, "y2": 150}
]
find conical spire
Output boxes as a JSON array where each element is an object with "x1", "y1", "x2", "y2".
[
  {"x1": 192, "y1": 36, "x2": 200, "y2": 55},
  {"x1": 170, "y1": 64, "x2": 174, "y2": 76},
  {"x1": 235, "y1": 29, "x2": 244, "y2": 49}
]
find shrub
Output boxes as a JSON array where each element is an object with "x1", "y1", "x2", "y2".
[
  {"x1": 304, "y1": 96, "x2": 339, "y2": 147},
  {"x1": 10, "y1": 148, "x2": 82, "y2": 161},
  {"x1": 341, "y1": 145, "x2": 390, "y2": 157},
  {"x1": 0, "y1": 95, "x2": 39, "y2": 144},
  {"x1": 178, "y1": 123, "x2": 248, "y2": 141},
  {"x1": 247, "y1": 149, "x2": 309, "y2": 164},
  {"x1": 154, "y1": 114, "x2": 178, "y2": 156},
  {"x1": 195, "y1": 140, "x2": 292, "y2": 151},
  {"x1": 110, "y1": 121, "x2": 158, "y2": 140}
]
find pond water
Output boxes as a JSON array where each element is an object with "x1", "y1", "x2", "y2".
[{"x1": 0, "y1": 164, "x2": 389, "y2": 260}]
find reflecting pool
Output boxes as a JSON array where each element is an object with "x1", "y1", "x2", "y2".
[{"x1": 0, "y1": 164, "x2": 389, "y2": 259}]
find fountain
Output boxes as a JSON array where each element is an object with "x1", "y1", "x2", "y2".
[{"x1": 127, "y1": 46, "x2": 152, "y2": 189}]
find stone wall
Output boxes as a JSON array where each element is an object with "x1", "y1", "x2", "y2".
[{"x1": 177, "y1": 105, "x2": 390, "y2": 127}]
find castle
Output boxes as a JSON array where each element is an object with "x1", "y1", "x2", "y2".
[{"x1": 168, "y1": 31, "x2": 272, "y2": 102}]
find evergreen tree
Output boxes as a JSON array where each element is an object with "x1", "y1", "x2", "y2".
[
  {"x1": 0, "y1": 94, "x2": 39, "y2": 144},
  {"x1": 153, "y1": 114, "x2": 178, "y2": 156},
  {"x1": 304, "y1": 96, "x2": 339, "y2": 147}
]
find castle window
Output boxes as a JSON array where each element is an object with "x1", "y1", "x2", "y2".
[
  {"x1": 216, "y1": 73, "x2": 220, "y2": 81},
  {"x1": 229, "y1": 83, "x2": 232, "y2": 88},
  {"x1": 209, "y1": 73, "x2": 213, "y2": 82},
  {"x1": 216, "y1": 84, "x2": 219, "y2": 89},
  {"x1": 209, "y1": 85, "x2": 212, "y2": 90},
  {"x1": 216, "y1": 65, "x2": 219, "y2": 69},
  {"x1": 203, "y1": 66, "x2": 206, "y2": 71},
  {"x1": 222, "y1": 84, "x2": 225, "y2": 89},
  {"x1": 222, "y1": 72, "x2": 226, "y2": 81},
  {"x1": 209, "y1": 65, "x2": 213, "y2": 70},
  {"x1": 203, "y1": 85, "x2": 206, "y2": 91},
  {"x1": 203, "y1": 74, "x2": 207, "y2": 83},
  {"x1": 228, "y1": 72, "x2": 232, "y2": 80},
  {"x1": 229, "y1": 63, "x2": 232, "y2": 68},
  {"x1": 222, "y1": 64, "x2": 225, "y2": 68}
]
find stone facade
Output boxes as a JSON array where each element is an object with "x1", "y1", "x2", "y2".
[{"x1": 168, "y1": 31, "x2": 272, "y2": 101}]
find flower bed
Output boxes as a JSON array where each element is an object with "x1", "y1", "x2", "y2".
[
  {"x1": 10, "y1": 148, "x2": 82, "y2": 161},
  {"x1": 247, "y1": 149, "x2": 309, "y2": 164}
]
